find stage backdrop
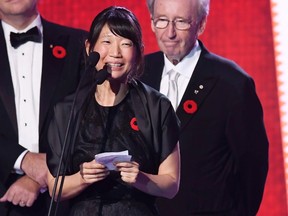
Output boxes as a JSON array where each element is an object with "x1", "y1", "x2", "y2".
[{"x1": 38, "y1": 0, "x2": 287, "y2": 215}]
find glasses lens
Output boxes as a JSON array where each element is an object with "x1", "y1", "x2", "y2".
[
  {"x1": 175, "y1": 20, "x2": 190, "y2": 30},
  {"x1": 155, "y1": 19, "x2": 169, "y2": 29},
  {"x1": 154, "y1": 19, "x2": 191, "y2": 30}
]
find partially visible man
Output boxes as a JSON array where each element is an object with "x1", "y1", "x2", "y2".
[
  {"x1": 141, "y1": 0, "x2": 269, "y2": 215},
  {"x1": 0, "y1": 0, "x2": 87, "y2": 215}
]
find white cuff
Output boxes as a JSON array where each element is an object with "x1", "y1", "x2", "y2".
[{"x1": 13, "y1": 150, "x2": 29, "y2": 174}]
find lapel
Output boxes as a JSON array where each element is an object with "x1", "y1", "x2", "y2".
[
  {"x1": 176, "y1": 41, "x2": 218, "y2": 130},
  {"x1": 39, "y1": 18, "x2": 70, "y2": 132},
  {"x1": 143, "y1": 52, "x2": 163, "y2": 91},
  {"x1": 0, "y1": 23, "x2": 18, "y2": 133}
]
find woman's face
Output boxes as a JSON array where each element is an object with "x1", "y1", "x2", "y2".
[{"x1": 89, "y1": 24, "x2": 137, "y2": 81}]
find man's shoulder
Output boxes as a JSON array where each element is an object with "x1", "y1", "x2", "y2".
[
  {"x1": 145, "y1": 51, "x2": 163, "y2": 60},
  {"x1": 144, "y1": 51, "x2": 164, "y2": 73},
  {"x1": 41, "y1": 18, "x2": 87, "y2": 36},
  {"x1": 199, "y1": 42, "x2": 249, "y2": 78},
  {"x1": 198, "y1": 50, "x2": 254, "y2": 93}
]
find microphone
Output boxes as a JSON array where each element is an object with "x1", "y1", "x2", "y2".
[
  {"x1": 86, "y1": 51, "x2": 100, "y2": 69},
  {"x1": 94, "y1": 64, "x2": 112, "y2": 85}
]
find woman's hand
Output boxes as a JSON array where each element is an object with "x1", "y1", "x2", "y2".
[
  {"x1": 80, "y1": 160, "x2": 110, "y2": 184},
  {"x1": 115, "y1": 161, "x2": 140, "y2": 184},
  {"x1": 116, "y1": 144, "x2": 180, "y2": 199},
  {"x1": 47, "y1": 160, "x2": 110, "y2": 201}
]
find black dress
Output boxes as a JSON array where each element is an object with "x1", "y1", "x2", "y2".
[
  {"x1": 70, "y1": 93, "x2": 160, "y2": 216},
  {"x1": 47, "y1": 80, "x2": 180, "y2": 216}
]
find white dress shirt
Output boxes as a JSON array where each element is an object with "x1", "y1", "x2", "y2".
[
  {"x1": 160, "y1": 40, "x2": 201, "y2": 110},
  {"x1": 2, "y1": 15, "x2": 43, "y2": 173}
]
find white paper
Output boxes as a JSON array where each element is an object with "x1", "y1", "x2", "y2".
[{"x1": 95, "y1": 150, "x2": 132, "y2": 170}]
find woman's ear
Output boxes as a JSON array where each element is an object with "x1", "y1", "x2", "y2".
[{"x1": 85, "y1": 39, "x2": 90, "y2": 55}]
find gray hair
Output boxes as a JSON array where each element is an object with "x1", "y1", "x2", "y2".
[{"x1": 146, "y1": 0, "x2": 210, "y2": 23}]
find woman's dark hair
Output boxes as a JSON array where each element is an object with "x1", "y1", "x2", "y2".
[{"x1": 87, "y1": 6, "x2": 144, "y2": 81}]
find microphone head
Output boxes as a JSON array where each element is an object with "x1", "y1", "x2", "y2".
[
  {"x1": 94, "y1": 65, "x2": 111, "y2": 85},
  {"x1": 87, "y1": 52, "x2": 100, "y2": 68}
]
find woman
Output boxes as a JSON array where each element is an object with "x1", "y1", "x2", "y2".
[{"x1": 46, "y1": 6, "x2": 180, "y2": 216}]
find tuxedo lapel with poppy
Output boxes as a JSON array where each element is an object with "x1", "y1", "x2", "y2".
[
  {"x1": 0, "y1": 18, "x2": 87, "y2": 215},
  {"x1": 176, "y1": 51, "x2": 218, "y2": 131},
  {"x1": 38, "y1": 18, "x2": 87, "y2": 150},
  {"x1": 39, "y1": 19, "x2": 77, "y2": 137},
  {"x1": 141, "y1": 46, "x2": 219, "y2": 131}
]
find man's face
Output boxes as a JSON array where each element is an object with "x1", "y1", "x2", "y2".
[
  {"x1": 0, "y1": 0, "x2": 38, "y2": 19},
  {"x1": 151, "y1": 0, "x2": 201, "y2": 62}
]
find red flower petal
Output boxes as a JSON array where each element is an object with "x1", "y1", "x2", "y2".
[
  {"x1": 52, "y1": 46, "x2": 66, "y2": 59},
  {"x1": 130, "y1": 117, "x2": 139, "y2": 131},
  {"x1": 183, "y1": 100, "x2": 198, "y2": 114}
]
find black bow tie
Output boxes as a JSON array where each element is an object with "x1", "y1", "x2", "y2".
[{"x1": 10, "y1": 26, "x2": 41, "y2": 48}]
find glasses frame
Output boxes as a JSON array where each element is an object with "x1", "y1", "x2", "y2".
[{"x1": 152, "y1": 18, "x2": 192, "y2": 30}]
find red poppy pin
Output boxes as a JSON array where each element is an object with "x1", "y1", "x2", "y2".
[
  {"x1": 183, "y1": 100, "x2": 198, "y2": 114},
  {"x1": 52, "y1": 45, "x2": 66, "y2": 59},
  {"x1": 130, "y1": 117, "x2": 139, "y2": 131}
]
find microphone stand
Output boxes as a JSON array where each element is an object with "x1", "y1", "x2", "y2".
[{"x1": 47, "y1": 52, "x2": 100, "y2": 216}]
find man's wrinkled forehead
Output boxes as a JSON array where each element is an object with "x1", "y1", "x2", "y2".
[{"x1": 153, "y1": 0, "x2": 197, "y2": 19}]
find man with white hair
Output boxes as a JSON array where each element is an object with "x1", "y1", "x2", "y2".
[{"x1": 141, "y1": 0, "x2": 269, "y2": 215}]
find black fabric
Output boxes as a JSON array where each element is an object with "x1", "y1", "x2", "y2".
[
  {"x1": 10, "y1": 26, "x2": 41, "y2": 48},
  {"x1": 72, "y1": 93, "x2": 157, "y2": 175},
  {"x1": 70, "y1": 199, "x2": 157, "y2": 216},
  {"x1": 141, "y1": 40, "x2": 269, "y2": 216},
  {"x1": 46, "y1": 79, "x2": 180, "y2": 216},
  {"x1": 0, "y1": 17, "x2": 88, "y2": 216},
  {"x1": 47, "y1": 79, "x2": 180, "y2": 177}
]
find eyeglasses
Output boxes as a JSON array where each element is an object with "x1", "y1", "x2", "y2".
[{"x1": 152, "y1": 18, "x2": 192, "y2": 30}]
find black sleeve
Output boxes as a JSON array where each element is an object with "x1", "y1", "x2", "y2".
[{"x1": 226, "y1": 77, "x2": 269, "y2": 215}]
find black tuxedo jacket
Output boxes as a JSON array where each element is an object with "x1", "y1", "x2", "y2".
[
  {"x1": 141, "y1": 41, "x2": 269, "y2": 216},
  {"x1": 0, "y1": 18, "x2": 87, "y2": 215}
]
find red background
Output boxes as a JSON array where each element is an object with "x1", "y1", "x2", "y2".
[{"x1": 38, "y1": 0, "x2": 286, "y2": 215}]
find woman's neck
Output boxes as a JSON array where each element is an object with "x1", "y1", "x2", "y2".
[{"x1": 95, "y1": 81, "x2": 129, "y2": 106}]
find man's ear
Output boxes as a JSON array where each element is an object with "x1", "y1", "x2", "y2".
[
  {"x1": 197, "y1": 17, "x2": 207, "y2": 36},
  {"x1": 150, "y1": 15, "x2": 156, "y2": 33},
  {"x1": 85, "y1": 39, "x2": 90, "y2": 55}
]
